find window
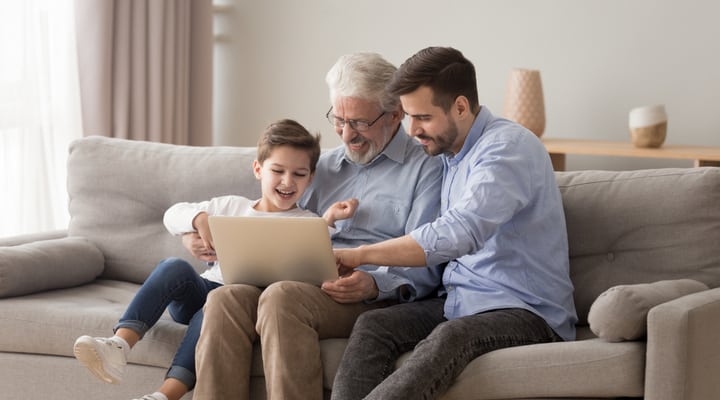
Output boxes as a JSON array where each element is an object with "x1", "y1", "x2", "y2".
[{"x1": 0, "y1": 0, "x2": 81, "y2": 236}]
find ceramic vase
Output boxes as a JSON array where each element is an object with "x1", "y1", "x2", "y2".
[{"x1": 503, "y1": 68, "x2": 546, "y2": 137}]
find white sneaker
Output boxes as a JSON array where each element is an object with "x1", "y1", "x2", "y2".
[
  {"x1": 132, "y1": 394, "x2": 168, "y2": 400},
  {"x1": 73, "y1": 335, "x2": 127, "y2": 384}
]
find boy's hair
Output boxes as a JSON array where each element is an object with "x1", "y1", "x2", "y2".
[
  {"x1": 387, "y1": 46, "x2": 480, "y2": 114},
  {"x1": 256, "y1": 119, "x2": 322, "y2": 173},
  {"x1": 325, "y1": 52, "x2": 400, "y2": 112}
]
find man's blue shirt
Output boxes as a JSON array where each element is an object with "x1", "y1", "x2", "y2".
[
  {"x1": 410, "y1": 107, "x2": 578, "y2": 340},
  {"x1": 300, "y1": 126, "x2": 444, "y2": 302}
]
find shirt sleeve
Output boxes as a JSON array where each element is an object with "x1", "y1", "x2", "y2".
[
  {"x1": 368, "y1": 265, "x2": 443, "y2": 302},
  {"x1": 412, "y1": 139, "x2": 533, "y2": 266},
  {"x1": 163, "y1": 200, "x2": 212, "y2": 235}
]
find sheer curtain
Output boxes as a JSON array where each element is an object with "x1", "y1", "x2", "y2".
[{"x1": 0, "y1": 0, "x2": 82, "y2": 237}]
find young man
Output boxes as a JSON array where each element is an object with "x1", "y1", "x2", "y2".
[
  {"x1": 331, "y1": 46, "x2": 578, "y2": 400},
  {"x1": 188, "y1": 52, "x2": 444, "y2": 400}
]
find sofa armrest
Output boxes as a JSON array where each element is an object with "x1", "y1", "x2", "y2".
[
  {"x1": 0, "y1": 229, "x2": 68, "y2": 247},
  {"x1": 645, "y1": 287, "x2": 720, "y2": 400},
  {"x1": 0, "y1": 236, "x2": 104, "y2": 298}
]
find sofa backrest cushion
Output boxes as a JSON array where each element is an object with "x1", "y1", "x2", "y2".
[
  {"x1": 67, "y1": 136, "x2": 261, "y2": 283},
  {"x1": 556, "y1": 168, "x2": 720, "y2": 324}
]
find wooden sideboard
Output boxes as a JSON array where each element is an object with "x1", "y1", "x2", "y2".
[{"x1": 541, "y1": 138, "x2": 720, "y2": 171}]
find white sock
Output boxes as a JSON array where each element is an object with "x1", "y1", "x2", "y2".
[
  {"x1": 150, "y1": 392, "x2": 169, "y2": 400},
  {"x1": 109, "y1": 335, "x2": 131, "y2": 356}
]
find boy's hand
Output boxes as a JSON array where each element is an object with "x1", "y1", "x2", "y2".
[
  {"x1": 322, "y1": 198, "x2": 359, "y2": 227},
  {"x1": 192, "y1": 212, "x2": 215, "y2": 249},
  {"x1": 181, "y1": 232, "x2": 217, "y2": 262},
  {"x1": 182, "y1": 212, "x2": 217, "y2": 262}
]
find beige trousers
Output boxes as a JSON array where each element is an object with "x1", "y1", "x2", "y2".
[
  {"x1": 193, "y1": 284, "x2": 261, "y2": 399},
  {"x1": 193, "y1": 281, "x2": 389, "y2": 400}
]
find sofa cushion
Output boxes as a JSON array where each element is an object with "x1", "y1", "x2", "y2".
[
  {"x1": 588, "y1": 278, "x2": 708, "y2": 342},
  {"x1": 66, "y1": 136, "x2": 261, "y2": 283},
  {"x1": 0, "y1": 279, "x2": 184, "y2": 367},
  {"x1": 438, "y1": 334, "x2": 645, "y2": 399},
  {"x1": 556, "y1": 168, "x2": 720, "y2": 324},
  {"x1": 0, "y1": 237, "x2": 104, "y2": 298}
]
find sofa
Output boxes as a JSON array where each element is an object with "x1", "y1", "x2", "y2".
[{"x1": 1, "y1": 136, "x2": 719, "y2": 400}]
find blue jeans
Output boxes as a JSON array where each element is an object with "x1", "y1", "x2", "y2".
[
  {"x1": 114, "y1": 257, "x2": 222, "y2": 390},
  {"x1": 331, "y1": 297, "x2": 562, "y2": 400}
]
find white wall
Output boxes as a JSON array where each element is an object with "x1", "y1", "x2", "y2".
[{"x1": 212, "y1": 0, "x2": 720, "y2": 170}]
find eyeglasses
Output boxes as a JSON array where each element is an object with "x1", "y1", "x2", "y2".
[{"x1": 325, "y1": 106, "x2": 386, "y2": 132}]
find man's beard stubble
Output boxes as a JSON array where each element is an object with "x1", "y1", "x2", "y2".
[
  {"x1": 418, "y1": 120, "x2": 459, "y2": 157},
  {"x1": 345, "y1": 125, "x2": 393, "y2": 165}
]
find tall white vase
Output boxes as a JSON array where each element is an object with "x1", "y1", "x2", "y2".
[{"x1": 502, "y1": 68, "x2": 546, "y2": 137}]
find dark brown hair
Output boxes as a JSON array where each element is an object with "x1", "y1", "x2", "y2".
[
  {"x1": 256, "y1": 119, "x2": 321, "y2": 172},
  {"x1": 388, "y1": 47, "x2": 480, "y2": 114}
]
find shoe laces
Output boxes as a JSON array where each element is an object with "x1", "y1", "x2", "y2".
[{"x1": 95, "y1": 337, "x2": 125, "y2": 353}]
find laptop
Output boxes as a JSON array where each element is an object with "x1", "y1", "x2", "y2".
[{"x1": 208, "y1": 215, "x2": 339, "y2": 287}]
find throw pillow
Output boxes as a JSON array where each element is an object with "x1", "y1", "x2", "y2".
[
  {"x1": 0, "y1": 236, "x2": 104, "y2": 298},
  {"x1": 588, "y1": 278, "x2": 709, "y2": 342}
]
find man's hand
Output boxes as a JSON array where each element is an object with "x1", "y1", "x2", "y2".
[
  {"x1": 181, "y1": 232, "x2": 217, "y2": 263},
  {"x1": 321, "y1": 270, "x2": 378, "y2": 303},
  {"x1": 333, "y1": 247, "x2": 363, "y2": 274}
]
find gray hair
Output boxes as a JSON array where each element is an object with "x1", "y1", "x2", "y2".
[{"x1": 325, "y1": 52, "x2": 400, "y2": 112}]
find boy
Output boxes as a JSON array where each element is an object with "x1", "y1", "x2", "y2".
[{"x1": 73, "y1": 119, "x2": 357, "y2": 400}]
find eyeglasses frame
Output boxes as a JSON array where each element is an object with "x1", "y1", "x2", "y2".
[{"x1": 325, "y1": 106, "x2": 387, "y2": 132}]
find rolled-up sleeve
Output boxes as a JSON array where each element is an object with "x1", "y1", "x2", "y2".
[
  {"x1": 369, "y1": 264, "x2": 443, "y2": 302},
  {"x1": 411, "y1": 140, "x2": 532, "y2": 267}
]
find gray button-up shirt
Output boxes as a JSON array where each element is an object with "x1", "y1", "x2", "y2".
[{"x1": 301, "y1": 126, "x2": 444, "y2": 302}]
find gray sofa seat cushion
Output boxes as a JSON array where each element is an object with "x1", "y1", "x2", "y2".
[
  {"x1": 66, "y1": 136, "x2": 260, "y2": 283},
  {"x1": 556, "y1": 168, "x2": 720, "y2": 324},
  {"x1": 319, "y1": 327, "x2": 643, "y2": 399},
  {"x1": 369, "y1": 326, "x2": 638, "y2": 399},
  {"x1": 438, "y1": 337, "x2": 645, "y2": 399},
  {"x1": 0, "y1": 276, "x2": 346, "y2": 387},
  {"x1": 317, "y1": 332, "x2": 644, "y2": 398},
  {"x1": 0, "y1": 279, "x2": 185, "y2": 368},
  {"x1": 0, "y1": 237, "x2": 104, "y2": 298}
]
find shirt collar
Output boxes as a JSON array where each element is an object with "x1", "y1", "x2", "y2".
[{"x1": 449, "y1": 106, "x2": 493, "y2": 163}]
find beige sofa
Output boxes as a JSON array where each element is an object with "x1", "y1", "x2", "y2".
[{"x1": 1, "y1": 136, "x2": 719, "y2": 400}]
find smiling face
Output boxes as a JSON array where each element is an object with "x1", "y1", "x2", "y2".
[
  {"x1": 331, "y1": 97, "x2": 397, "y2": 164},
  {"x1": 253, "y1": 145, "x2": 313, "y2": 212},
  {"x1": 401, "y1": 86, "x2": 464, "y2": 156}
]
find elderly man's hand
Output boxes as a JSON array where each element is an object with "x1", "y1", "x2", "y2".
[{"x1": 321, "y1": 270, "x2": 378, "y2": 303}]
